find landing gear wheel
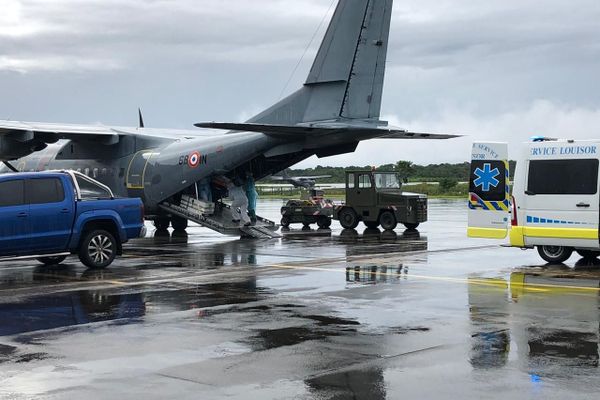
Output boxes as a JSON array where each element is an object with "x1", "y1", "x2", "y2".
[
  {"x1": 79, "y1": 230, "x2": 117, "y2": 269},
  {"x1": 338, "y1": 208, "x2": 359, "y2": 229},
  {"x1": 171, "y1": 216, "x2": 188, "y2": 231},
  {"x1": 280, "y1": 216, "x2": 291, "y2": 228},
  {"x1": 404, "y1": 223, "x2": 420, "y2": 230},
  {"x1": 576, "y1": 249, "x2": 600, "y2": 259},
  {"x1": 154, "y1": 217, "x2": 170, "y2": 231},
  {"x1": 537, "y1": 245, "x2": 573, "y2": 264},
  {"x1": 37, "y1": 255, "x2": 67, "y2": 266},
  {"x1": 317, "y1": 216, "x2": 332, "y2": 229},
  {"x1": 379, "y1": 211, "x2": 397, "y2": 230},
  {"x1": 364, "y1": 221, "x2": 379, "y2": 229}
]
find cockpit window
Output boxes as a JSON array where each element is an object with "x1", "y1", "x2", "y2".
[{"x1": 374, "y1": 173, "x2": 401, "y2": 189}]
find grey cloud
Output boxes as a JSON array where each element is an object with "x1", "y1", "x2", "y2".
[{"x1": 1, "y1": 0, "x2": 600, "y2": 167}]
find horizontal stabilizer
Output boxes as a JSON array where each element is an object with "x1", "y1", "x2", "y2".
[{"x1": 194, "y1": 121, "x2": 460, "y2": 140}]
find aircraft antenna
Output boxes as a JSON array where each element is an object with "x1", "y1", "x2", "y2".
[
  {"x1": 277, "y1": 0, "x2": 336, "y2": 101},
  {"x1": 138, "y1": 108, "x2": 145, "y2": 128}
]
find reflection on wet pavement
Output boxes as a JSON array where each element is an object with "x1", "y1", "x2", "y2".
[{"x1": 1, "y1": 200, "x2": 600, "y2": 399}]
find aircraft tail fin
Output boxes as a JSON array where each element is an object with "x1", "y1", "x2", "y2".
[{"x1": 249, "y1": 0, "x2": 393, "y2": 124}]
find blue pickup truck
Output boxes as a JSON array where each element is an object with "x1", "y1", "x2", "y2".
[{"x1": 0, "y1": 171, "x2": 146, "y2": 269}]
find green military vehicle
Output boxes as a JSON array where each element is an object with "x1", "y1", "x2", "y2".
[
  {"x1": 333, "y1": 170, "x2": 427, "y2": 230},
  {"x1": 280, "y1": 189, "x2": 333, "y2": 229}
]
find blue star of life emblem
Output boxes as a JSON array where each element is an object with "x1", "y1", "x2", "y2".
[{"x1": 473, "y1": 163, "x2": 500, "y2": 192}]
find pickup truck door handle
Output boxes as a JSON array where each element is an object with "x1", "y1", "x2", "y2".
[
  {"x1": 60, "y1": 208, "x2": 71, "y2": 213},
  {"x1": 576, "y1": 202, "x2": 590, "y2": 208},
  {"x1": 17, "y1": 212, "x2": 28, "y2": 218}
]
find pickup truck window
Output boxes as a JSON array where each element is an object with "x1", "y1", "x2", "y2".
[
  {"x1": 75, "y1": 174, "x2": 112, "y2": 199},
  {"x1": 26, "y1": 178, "x2": 65, "y2": 204},
  {"x1": 0, "y1": 180, "x2": 25, "y2": 207}
]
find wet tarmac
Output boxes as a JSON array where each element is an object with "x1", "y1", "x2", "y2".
[{"x1": 1, "y1": 199, "x2": 600, "y2": 399}]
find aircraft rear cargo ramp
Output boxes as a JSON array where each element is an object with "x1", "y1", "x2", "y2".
[{"x1": 160, "y1": 196, "x2": 281, "y2": 239}]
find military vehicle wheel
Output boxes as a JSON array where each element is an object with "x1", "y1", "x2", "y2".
[
  {"x1": 79, "y1": 230, "x2": 117, "y2": 269},
  {"x1": 576, "y1": 249, "x2": 600, "y2": 259},
  {"x1": 302, "y1": 221, "x2": 312, "y2": 228},
  {"x1": 172, "y1": 216, "x2": 188, "y2": 231},
  {"x1": 317, "y1": 216, "x2": 332, "y2": 229},
  {"x1": 364, "y1": 221, "x2": 379, "y2": 229},
  {"x1": 154, "y1": 217, "x2": 170, "y2": 231},
  {"x1": 404, "y1": 223, "x2": 419, "y2": 230},
  {"x1": 338, "y1": 208, "x2": 359, "y2": 229},
  {"x1": 280, "y1": 216, "x2": 291, "y2": 228},
  {"x1": 379, "y1": 211, "x2": 397, "y2": 230},
  {"x1": 37, "y1": 255, "x2": 68, "y2": 266},
  {"x1": 537, "y1": 245, "x2": 573, "y2": 264}
]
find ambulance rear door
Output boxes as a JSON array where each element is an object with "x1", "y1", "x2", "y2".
[{"x1": 468, "y1": 142, "x2": 510, "y2": 239}]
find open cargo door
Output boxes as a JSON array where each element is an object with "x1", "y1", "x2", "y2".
[{"x1": 468, "y1": 142, "x2": 510, "y2": 239}]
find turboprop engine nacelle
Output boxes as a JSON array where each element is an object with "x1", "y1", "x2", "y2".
[{"x1": 0, "y1": 136, "x2": 47, "y2": 161}]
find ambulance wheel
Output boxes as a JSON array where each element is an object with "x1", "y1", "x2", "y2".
[
  {"x1": 317, "y1": 216, "x2": 331, "y2": 229},
  {"x1": 403, "y1": 223, "x2": 419, "y2": 230},
  {"x1": 280, "y1": 216, "x2": 291, "y2": 228},
  {"x1": 171, "y1": 216, "x2": 188, "y2": 231},
  {"x1": 37, "y1": 255, "x2": 67, "y2": 266},
  {"x1": 379, "y1": 211, "x2": 397, "y2": 230},
  {"x1": 576, "y1": 249, "x2": 600, "y2": 260},
  {"x1": 154, "y1": 217, "x2": 170, "y2": 231},
  {"x1": 338, "y1": 208, "x2": 359, "y2": 229},
  {"x1": 364, "y1": 221, "x2": 379, "y2": 229},
  {"x1": 537, "y1": 246, "x2": 573, "y2": 264}
]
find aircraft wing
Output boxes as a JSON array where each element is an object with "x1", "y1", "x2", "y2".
[
  {"x1": 0, "y1": 120, "x2": 121, "y2": 144},
  {"x1": 194, "y1": 121, "x2": 460, "y2": 140},
  {"x1": 297, "y1": 175, "x2": 332, "y2": 179}
]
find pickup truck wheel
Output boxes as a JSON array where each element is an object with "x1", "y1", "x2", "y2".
[
  {"x1": 537, "y1": 245, "x2": 573, "y2": 264},
  {"x1": 317, "y1": 216, "x2": 332, "y2": 229},
  {"x1": 79, "y1": 230, "x2": 117, "y2": 269},
  {"x1": 37, "y1": 255, "x2": 67, "y2": 266},
  {"x1": 338, "y1": 208, "x2": 359, "y2": 229},
  {"x1": 280, "y1": 216, "x2": 291, "y2": 227},
  {"x1": 171, "y1": 216, "x2": 188, "y2": 231},
  {"x1": 379, "y1": 211, "x2": 397, "y2": 230},
  {"x1": 404, "y1": 223, "x2": 419, "y2": 230}
]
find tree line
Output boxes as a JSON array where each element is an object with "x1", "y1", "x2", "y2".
[{"x1": 263, "y1": 161, "x2": 516, "y2": 184}]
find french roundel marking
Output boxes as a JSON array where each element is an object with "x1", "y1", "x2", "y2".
[{"x1": 188, "y1": 151, "x2": 201, "y2": 168}]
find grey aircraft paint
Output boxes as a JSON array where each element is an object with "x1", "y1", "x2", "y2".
[{"x1": 0, "y1": 0, "x2": 457, "y2": 218}]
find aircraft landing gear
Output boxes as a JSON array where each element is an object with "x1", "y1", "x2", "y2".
[
  {"x1": 154, "y1": 217, "x2": 170, "y2": 231},
  {"x1": 171, "y1": 216, "x2": 189, "y2": 231}
]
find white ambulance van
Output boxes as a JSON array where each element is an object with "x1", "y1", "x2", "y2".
[{"x1": 468, "y1": 139, "x2": 600, "y2": 263}]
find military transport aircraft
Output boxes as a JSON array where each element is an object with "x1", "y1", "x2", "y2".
[
  {"x1": 269, "y1": 171, "x2": 332, "y2": 189},
  {"x1": 0, "y1": 0, "x2": 457, "y2": 232}
]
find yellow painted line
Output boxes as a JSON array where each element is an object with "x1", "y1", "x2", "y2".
[{"x1": 267, "y1": 263, "x2": 600, "y2": 293}]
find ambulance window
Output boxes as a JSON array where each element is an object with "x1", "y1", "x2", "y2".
[
  {"x1": 528, "y1": 159, "x2": 598, "y2": 195},
  {"x1": 469, "y1": 160, "x2": 506, "y2": 202}
]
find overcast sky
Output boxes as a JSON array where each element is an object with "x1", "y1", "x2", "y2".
[{"x1": 1, "y1": 0, "x2": 600, "y2": 167}]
